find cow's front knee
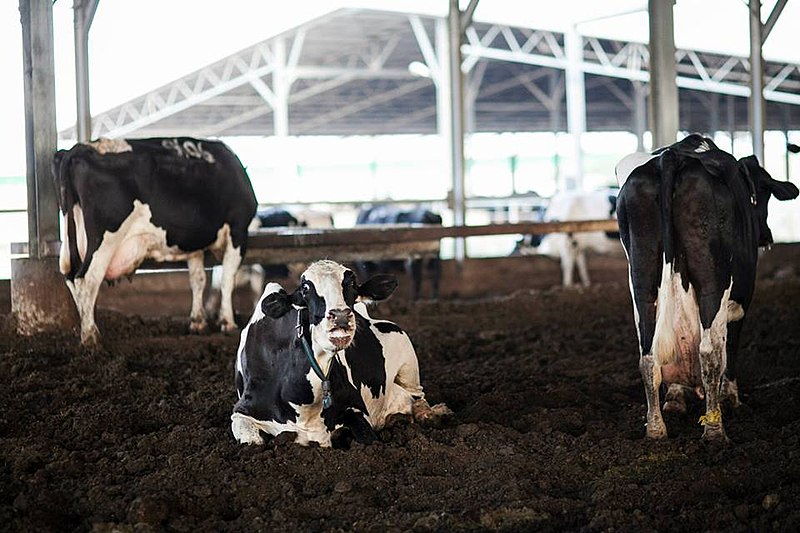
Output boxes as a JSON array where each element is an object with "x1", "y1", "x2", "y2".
[{"x1": 231, "y1": 414, "x2": 264, "y2": 445}]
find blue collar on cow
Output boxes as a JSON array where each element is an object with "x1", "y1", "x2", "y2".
[{"x1": 295, "y1": 308, "x2": 334, "y2": 409}]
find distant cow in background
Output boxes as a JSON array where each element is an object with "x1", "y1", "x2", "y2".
[
  {"x1": 354, "y1": 205, "x2": 442, "y2": 300},
  {"x1": 616, "y1": 134, "x2": 799, "y2": 443},
  {"x1": 513, "y1": 188, "x2": 621, "y2": 287},
  {"x1": 53, "y1": 137, "x2": 257, "y2": 346},
  {"x1": 208, "y1": 206, "x2": 335, "y2": 315}
]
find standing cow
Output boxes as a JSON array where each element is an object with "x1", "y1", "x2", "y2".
[
  {"x1": 231, "y1": 259, "x2": 450, "y2": 447},
  {"x1": 355, "y1": 205, "x2": 442, "y2": 300},
  {"x1": 616, "y1": 134, "x2": 798, "y2": 443},
  {"x1": 513, "y1": 189, "x2": 621, "y2": 287},
  {"x1": 53, "y1": 137, "x2": 257, "y2": 347}
]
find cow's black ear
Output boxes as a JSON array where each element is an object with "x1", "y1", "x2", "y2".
[
  {"x1": 357, "y1": 274, "x2": 398, "y2": 302},
  {"x1": 261, "y1": 289, "x2": 292, "y2": 318},
  {"x1": 767, "y1": 178, "x2": 799, "y2": 201}
]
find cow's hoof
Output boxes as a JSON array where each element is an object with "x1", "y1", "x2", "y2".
[
  {"x1": 412, "y1": 399, "x2": 453, "y2": 427},
  {"x1": 645, "y1": 420, "x2": 668, "y2": 440},
  {"x1": 219, "y1": 320, "x2": 238, "y2": 335},
  {"x1": 702, "y1": 425, "x2": 730, "y2": 446},
  {"x1": 189, "y1": 319, "x2": 208, "y2": 335},
  {"x1": 331, "y1": 427, "x2": 354, "y2": 449},
  {"x1": 80, "y1": 327, "x2": 102, "y2": 351}
]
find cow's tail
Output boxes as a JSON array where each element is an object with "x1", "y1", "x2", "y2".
[
  {"x1": 52, "y1": 148, "x2": 82, "y2": 280},
  {"x1": 658, "y1": 148, "x2": 678, "y2": 267},
  {"x1": 651, "y1": 148, "x2": 681, "y2": 365}
]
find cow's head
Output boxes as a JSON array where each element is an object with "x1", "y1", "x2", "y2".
[
  {"x1": 738, "y1": 156, "x2": 799, "y2": 246},
  {"x1": 261, "y1": 260, "x2": 397, "y2": 353}
]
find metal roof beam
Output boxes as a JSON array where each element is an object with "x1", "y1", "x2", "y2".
[{"x1": 293, "y1": 79, "x2": 431, "y2": 134}]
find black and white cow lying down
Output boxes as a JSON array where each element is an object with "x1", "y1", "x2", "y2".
[
  {"x1": 53, "y1": 137, "x2": 257, "y2": 346},
  {"x1": 616, "y1": 134, "x2": 799, "y2": 443},
  {"x1": 231, "y1": 260, "x2": 451, "y2": 447}
]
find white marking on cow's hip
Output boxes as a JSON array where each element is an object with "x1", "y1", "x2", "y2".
[
  {"x1": 83, "y1": 137, "x2": 132, "y2": 154},
  {"x1": 615, "y1": 152, "x2": 658, "y2": 187}
]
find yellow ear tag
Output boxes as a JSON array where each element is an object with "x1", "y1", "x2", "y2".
[{"x1": 698, "y1": 408, "x2": 722, "y2": 426}]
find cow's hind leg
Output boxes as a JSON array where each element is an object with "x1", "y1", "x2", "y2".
[
  {"x1": 640, "y1": 354, "x2": 667, "y2": 439},
  {"x1": 187, "y1": 252, "x2": 208, "y2": 333},
  {"x1": 698, "y1": 287, "x2": 731, "y2": 444},
  {"x1": 575, "y1": 248, "x2": 591, "y2": 287},
  {"x1": 218, "y1": 234, "x2": 243, "y2": 334}
]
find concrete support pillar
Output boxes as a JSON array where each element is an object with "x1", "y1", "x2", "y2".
[
  {"x1": 12, "y1": 258, "x2": 79, "y2": 336},
  {"x1": 648, "y1": 0, "x2": 679, "y2": 149},
  {"x1": 17, "y1": 0, "x2": 77, "y2": 336}
]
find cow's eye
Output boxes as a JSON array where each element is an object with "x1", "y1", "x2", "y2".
[{"x1": 301, "y1": 282, "x2": 311, "y2": 294}]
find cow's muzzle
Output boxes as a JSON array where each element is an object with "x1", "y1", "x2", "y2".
[{"x1": 327, "y1": 308, "x2": 355, "y2": 348}]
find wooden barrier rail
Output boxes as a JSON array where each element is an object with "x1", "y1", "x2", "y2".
[{"x1": 11, "y1": 218, "x2": 620, "y2": 268}]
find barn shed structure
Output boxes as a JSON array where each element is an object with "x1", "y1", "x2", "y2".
[{"x1": 13, "y1": 0, "x2": 799, "y2": 335}]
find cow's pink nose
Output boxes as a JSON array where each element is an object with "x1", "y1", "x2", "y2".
[{"x1": 328, "y1": 308, "x2": 353, "y2": 328}]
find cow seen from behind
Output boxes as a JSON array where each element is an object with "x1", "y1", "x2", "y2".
[
  {"x1": 53, "y1": 137, "x2": 257, "y2": 347},
  {"x1": 616, "y1": 134, "x2": 799, "y2": 443}
]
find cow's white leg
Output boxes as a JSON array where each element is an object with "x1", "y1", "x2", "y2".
[
  {"x1": 187, "y1": 252, "x2": 207, "y2": 333},
  {"x1": 698, "y1": 293, "x2": 730, "y2": 444},
  {"x1": 640, "y1": 354, "x2": 667, "y2": 439},
  {"x1": 575, "y1": 249, "x2": 591, "y2": 287},
  {"x1": 561, "y1": 241, "x2": 576, "y2": 287},
  {"x1": 230, "y1": 413, "x2": 264, "y2": 445},
  {"x1": 71, "y1": 239, "x2": 119, "y2": 347},
  {"x1": 218, "y1": 238, "x2": 243, "y2": 334}
]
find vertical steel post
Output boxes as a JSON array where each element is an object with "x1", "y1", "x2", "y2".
[
  {"x1": 20, "y1": 0, "x2": 60, "y2": 259},
  {"x1": 16, "y1": 0, "x2": 78, "y2": 337},
  {"x1": 447, "y1": 0, "x2": 466, "y2": 262},
  {"x1": 748, "y1": 0, "x2": 765, "y2": 162},
  {"x1": 565, "y1": 27, "x2": 585, "y2": 191},
  {"x1": 647, "y1": 0, "x2": 679, "y2": 150},
  {"x1": 73, "y1": 0, "x2": 97, "y2": 142}
]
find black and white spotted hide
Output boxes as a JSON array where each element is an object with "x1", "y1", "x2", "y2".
[{"x1": 231, "y1": 260, "x2": 450, "y2": 447}]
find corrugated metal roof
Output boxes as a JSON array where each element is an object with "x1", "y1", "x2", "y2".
[{"x1": 59, "y1": 7, "x2": 800, "y2": 140}]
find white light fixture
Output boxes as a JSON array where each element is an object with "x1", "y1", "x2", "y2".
[{"x1": 408, "y1": 61, "x2": 431, "y2": 79}]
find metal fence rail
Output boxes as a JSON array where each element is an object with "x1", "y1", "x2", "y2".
[{"x1": 10, "y1": 218, "x2": 620, "y2": 269}]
